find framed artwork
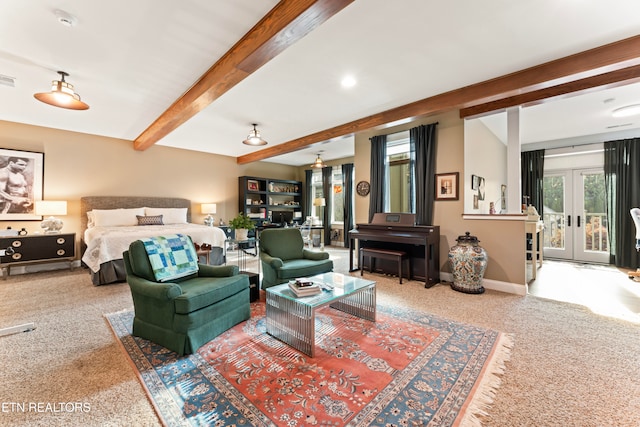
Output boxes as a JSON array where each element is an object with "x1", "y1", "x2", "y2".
[
  {"x1": 435, "y1": 172, "x2": 459, "y2": 201},
  {"x1": 477, "y1": 176, "x2": 486, "y2": 201},
  {"x1": 471, "y1": 174, "x2": 480, "y2": 190},
  {"x1": 473, "y1": 194, "x2": 479, "y2": 210},
  {"x1": 501, "y1": 184, "x2": 507, "y2": 210},
  {"x1": 0, "y1": 148, "x2": 44, "y2": 221},
  {"x1": 247, "y1": 179, "x2": 259, "y2": 191}
]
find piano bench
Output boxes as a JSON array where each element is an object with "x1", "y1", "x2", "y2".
[{"x1": 360, "y1": 248, "x2": 409, "y2": 284}]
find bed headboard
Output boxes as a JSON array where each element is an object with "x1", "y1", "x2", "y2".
[{"x1": 80, "y1": 196, "x2": 192, "y2": 233}]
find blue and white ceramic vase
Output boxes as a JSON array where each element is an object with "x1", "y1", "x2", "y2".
[{"x1": 448, "y1": 231, "x2": 487, "y2": 294}]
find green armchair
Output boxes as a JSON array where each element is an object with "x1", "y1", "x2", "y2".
[
  {"x1": 123, "y1": 238, "x2": 250, "y2": 356},
  {"x1": 259, "y1": 227, "x2": 333, "y2": 289}
]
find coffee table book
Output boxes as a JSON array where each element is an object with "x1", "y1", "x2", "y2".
[{"x1": 288, "y1": 281, "x2": 322, "y2": 297}]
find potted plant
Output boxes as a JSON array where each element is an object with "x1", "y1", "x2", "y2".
[{"x1": 230, "y1": 212, "x2": 255, "y2": 241}]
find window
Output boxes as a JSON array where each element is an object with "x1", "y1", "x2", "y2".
[
  {"x1": 311, "y1": 167, "x2": 344, "y2": 224},
  {"x1": 386, "y1": 130, "x2": 413, "y2": 213}
]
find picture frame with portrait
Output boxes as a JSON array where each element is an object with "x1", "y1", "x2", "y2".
[
  {"x1": 435, "y1": 172, "x2": 459, "y2": 201},
  {"x1": 0, "y1": 148, "x2": 44, "y2": 221}
]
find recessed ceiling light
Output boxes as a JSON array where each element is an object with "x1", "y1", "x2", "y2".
[
  {"x1": 612, "y1": 104, "x2": 640, "y2": 118},
  {"x1": 341, "y1": 75, "x2": 356, "y2": 88}
]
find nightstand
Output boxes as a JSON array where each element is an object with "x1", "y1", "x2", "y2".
[{"x1": 0, "y1": 233, "x2": 75, "y2": 278}]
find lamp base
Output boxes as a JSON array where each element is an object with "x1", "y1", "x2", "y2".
[
  {"x1": 204, "y1": 215, "x2": 215, "y2": 227},
  {"x1": 41, "y1": 216, "x2": 63, "y2": 234}
]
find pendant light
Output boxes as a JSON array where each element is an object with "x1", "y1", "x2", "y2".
[
  {"x1": 34, "y1": 71, "x2": 89, "y2": 110},
  {"x1": 242, "y1": 124, "x2": 268, "y2": 146},
  {"x1": 310, "y1": 153, "x2": 325, "y2": 168}
]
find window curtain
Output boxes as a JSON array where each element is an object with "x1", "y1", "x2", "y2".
[
  {"x1": 322, "y1": 166, "x2": 332, "y2": 245},
  {"x1": 604, "y1": 138, "x2": 640, "y2": 269},
  {"x1": 410, "y1": 123, "x2": 437, "y2": 225},
  {"x1": 368, "y1": 134, "x2": 387, "y2": 222},
  {"x1": 342, "y1": 163, "x2": 354, "y2": 247},
  {"x1": 304, "y1": 169, "x2": 313, "y2": 221},
  {"x1": 521, "y1": 149, "x2": 545, "y2": 213}
]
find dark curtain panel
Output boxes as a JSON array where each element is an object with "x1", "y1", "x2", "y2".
[
  {"x1": 604, "y1": 138, "x2": 640, "y2": 269},
  {"x1": 521, "y1": 149, "x2": 545, "y2": 213},
  {"x1": 411, "y1": 123, "x2": 437, "y2": 225},
  {"x1": 322, "y1": 166, "x2": 332, "y2": 246},
  {"x1": 304, "y1": 169, "x2": 313, "y2": 221},
  {"x1": 369, "y1": 134, "x2": 387, "y2": 222},
  {"x1": 342, "y1": 163, "x2": 354, "y2": 246}
]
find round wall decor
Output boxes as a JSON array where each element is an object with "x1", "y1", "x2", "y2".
[{"x1": 356, "y1": 180, "x2": 370, "y2": 196}]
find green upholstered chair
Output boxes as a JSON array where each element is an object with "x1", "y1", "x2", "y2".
[
  {"x1": 259, "y1": 227, "x2": 333, "y2": 289},
  {"x1": 123, "y1": 238, "x2": 250, "y2": 356}
]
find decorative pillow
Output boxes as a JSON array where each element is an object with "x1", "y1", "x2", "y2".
[
  {"x1": 140, "y1": 234, "x2": 198, "y2": 282},
  {"x1": 144, "y1": 207, "x2": 188, "y2": 224},
  {"x1": 136, "y1": 215, "x2": 164, "y2": 226},
  {"x1": 92, "y1": 208, "x2": 145, "y2": 227}
]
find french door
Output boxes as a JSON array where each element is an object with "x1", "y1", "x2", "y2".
[{"x1": 542, "y1": 168, "x2": 609, "y2": 263}]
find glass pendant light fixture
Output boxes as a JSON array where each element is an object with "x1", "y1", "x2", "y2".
[
  {"x1": 310, "y1": 153, "x2": 325, "y2": 168},
  {"x1": 242, "y1": 123, "x2": 268, "y2": 146},
  {"x1": 34, "y1": 71, "x2": 89, "y2": 110}
]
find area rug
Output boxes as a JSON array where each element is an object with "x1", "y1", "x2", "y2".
[{"x1": 106, "y1": 303, "x2": 513, "y2": 426}]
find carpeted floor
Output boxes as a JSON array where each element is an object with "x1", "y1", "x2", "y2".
[
  {"x1": 106, "y1": 301, "x2": 512, "y2": 426},
  {"x1": 1, "y1": 247, "x2": 640, "y2": 426}
]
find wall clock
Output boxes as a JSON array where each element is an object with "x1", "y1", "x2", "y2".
[{"x1": 356, "y1": 180, "x2": 370, "y2": 196}]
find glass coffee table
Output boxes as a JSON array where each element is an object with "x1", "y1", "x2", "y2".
[{"x1": 265, "y1": 272, "x2": 376, "y2": 357}]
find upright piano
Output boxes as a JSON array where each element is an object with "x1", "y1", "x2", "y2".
[{"x1": 348, "y1": 213, "x2": 440, "y2": 288}]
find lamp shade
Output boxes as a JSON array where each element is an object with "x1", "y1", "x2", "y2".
[
  {"x1": 201, "y1": 203, "x2": 217, "y2": 214},
  {"x1": 313, "y1": 197, "x2": 326, "y2": 207},
  {"x1": 35, "y1": 200, "x2": 67, "y2": 216}
]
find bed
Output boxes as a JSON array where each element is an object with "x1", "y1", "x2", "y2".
[{"x1": 80, "y1": 196, "x2": 227, "y2": 286}]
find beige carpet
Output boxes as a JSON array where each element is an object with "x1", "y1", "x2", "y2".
[{"x1": 1, "y1": 247, "x2": 640, "y2": 426}]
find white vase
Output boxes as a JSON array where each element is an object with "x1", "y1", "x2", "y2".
[{"x1": 235, "y1": 228, "x2": 249, "y2": 241}]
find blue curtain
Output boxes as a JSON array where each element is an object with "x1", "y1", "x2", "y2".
[
  {"x1": 304, "y1": 169, "x2": 313, "y2": 221},
  {"x1": 604, "y1": 138, "x2": 640, "y2": 268},
  {"x1": 322, "y1": 166, "x2": 332, "y2": 245},
  {"x1": 342, "y1": 163, "x2": 354, "y2": 246},
  {"x1": 368, "y1": 135, "x2": 387, "y2": 222},
  {"x1": 521, "y1": 150, "x2": 545, "y2": 213},
  {"x1": 410, "y1": 123, "x2": 437, "y2": 225}
]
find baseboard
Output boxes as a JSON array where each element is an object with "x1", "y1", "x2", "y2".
[{"x1": 439, "y1": 272, "x2": 527, "y2": 296}]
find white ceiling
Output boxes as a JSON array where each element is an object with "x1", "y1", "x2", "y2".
[{"x1": 1, "y1": 0, "x2": 640, "y2": 166}]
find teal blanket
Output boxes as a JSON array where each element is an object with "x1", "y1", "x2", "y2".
[{"x1": 141, "y1": 234, "x2": 198, "y2": 282}]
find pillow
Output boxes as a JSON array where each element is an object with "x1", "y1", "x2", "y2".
[
  {"x1": 92, "y1": 208, "x2": 145, "y2": 227},
  {"x1": 144, "y1": 207, "x2": 188, "y2": 224},
  {"x1": 87, "y1": 211, "x2": 95, "y2": 228},
  {"x1": 137, "y1": 214, "x2": 164, "y2": 226}
]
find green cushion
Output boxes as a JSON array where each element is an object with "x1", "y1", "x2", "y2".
[
  {"x1": 174, "y1": 275, "x2": 249, "y2": 314},
  {"x1": 277, "y1": 258, "x2": 334, "y2": 280},
  {"x1": 259, "y1": 228, "x2": 304, "y2": 260}
]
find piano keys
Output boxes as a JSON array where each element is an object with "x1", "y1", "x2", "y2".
[{"x1": 349, "y1": 213, "x2": 440, "y2": 288}]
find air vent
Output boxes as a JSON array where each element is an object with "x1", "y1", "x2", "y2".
[{"x1": 0, "y1": 74, "x2": 16, "y2": 87}]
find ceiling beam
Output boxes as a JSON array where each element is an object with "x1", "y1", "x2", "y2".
[
  {"x1": 237, "y1": 34, "x2": 640, "y2": 164},
  {"x1": 460, "y1": 64, "x2": 640, "y2": 118},
  {"x1": 133, "y1": 0, "x2": 354, "y2": 151}
]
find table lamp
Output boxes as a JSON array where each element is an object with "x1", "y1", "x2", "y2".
[
  {"x1": 201, "y1": 203, "x2": 217, "y2": 226},
  {"x1": 35, "y1": 200, "x2": 67, "y2": 234}
]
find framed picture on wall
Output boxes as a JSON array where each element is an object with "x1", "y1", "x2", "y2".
[
  {"x1": 501, "y1": 184, "x2": 507, "y2": 210},
  {"x1": 471, "y1": 174, "x2": 480, "y2": 190},
  {"x1": 0, "y1": 148, "x2": 44, "y2": 221},
  {"x1": 435, "y1": 172, "x2": 459, "y2": 201},
  {"x1": 247, "y1": 179, "x2": 259, "y2": 191}
]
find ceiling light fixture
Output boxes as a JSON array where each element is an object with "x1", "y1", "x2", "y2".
[
  {"x1": 34, "y1": 71, "x2": 89, "y2": 110},
  {"x1": 242, "y1": 123, "x2": 267, "y2": 146},
  {"x1": 612, "y1": 104, "x2": 640, "y2": 118},
  {"x1": 341, "y1": 75, "x2": 357, "y2": 88},
  {"x1": 310, "y1": 153, "x2": 326, "y2": 168}
]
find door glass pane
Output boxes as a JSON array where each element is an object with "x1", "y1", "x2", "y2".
[
  {"x1": 543, "y1": 175, "x2": 566, "y2": 249},
  {"x1": 582, "y1": 172, "x2": 608, "y2": 253}
]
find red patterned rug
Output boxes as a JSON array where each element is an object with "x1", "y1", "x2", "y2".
[{"x1": 106, "y1": 302, "x2": 512, "y2": 426}]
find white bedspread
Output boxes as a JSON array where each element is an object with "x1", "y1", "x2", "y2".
[{"x1": 82, "y1": 224, "x2": 227, "y2": 273}]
